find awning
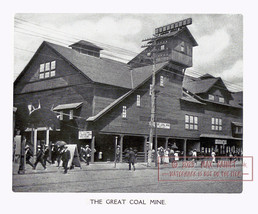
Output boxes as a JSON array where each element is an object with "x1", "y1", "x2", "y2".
[
  {"x1": 53, "y1": 102, "x2": 83, "y2": 111},
  {"x1": 27, "y1": 108, "x2": 60, "y2": 130},
  {"x1": 232, "y1": 122, "x2": 243, "y2": 127},
  {"x1": 200, "y1": 134, "x2": 242, "y2": 141}
]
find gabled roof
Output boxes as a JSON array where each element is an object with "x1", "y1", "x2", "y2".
[
  {"x1": 199, "y1": 73, "x2": 215, "y2": 80},
  {"x1": 46, "y1": 42, "x2": 133, "y2": 89},
  {"x1": 158, "y1": 27, "x2": 198, "y2": 47},
  {"x1": 183, "y1": 77, "x2": 219, "y2": 94},
  {"x1": 87, "y1": 62, "x2": 169, "y2": 122}
]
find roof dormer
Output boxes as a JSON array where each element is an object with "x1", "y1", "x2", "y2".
[{"x1": 69, "y1": 40, "x2": 103, "y2": 57}]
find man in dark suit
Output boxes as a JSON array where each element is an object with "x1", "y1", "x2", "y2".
[
  {"x1": 128, "y1": 147, "x2": 136, "y2": 171},
  {"x1": 61, "y1": 146, "x2": 70, "y2": 174},
  {"x1": 34, "y1": 145, "x2": 46, "y2": 170},
  {"x1": 25, "y1": 145, "x2": 34, "y2": 168}
]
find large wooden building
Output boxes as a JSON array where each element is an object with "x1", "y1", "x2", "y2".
[{"x1": 14, "y1": 24, "x2": 243, "y2": 162}]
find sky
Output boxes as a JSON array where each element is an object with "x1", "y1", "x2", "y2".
[{"x1": 14, "y1": 13, "x2": 243, "y2": 92}]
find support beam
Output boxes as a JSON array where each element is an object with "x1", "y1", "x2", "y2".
[
  {"x1": 119, "y1": 135, "x2": 124, "y2": 163},
  {"x1": 165, "y1": 137, "x2": 169, "y2": 150},
  {"x1": 91, "y1": 136, "x2": 95, "y2": 163},
  {"x1": 33, "y1": 129, "x2": 37, "y2": 162},
  {"x1": 46, "y1": 129, "x2": 50, "y2": 146},
  {"x1": 183, "y1": 139, "x2": 187, "y2": 161},
  {"x1": 144, "y1": 136, "x2": 148, "y2": 162}
]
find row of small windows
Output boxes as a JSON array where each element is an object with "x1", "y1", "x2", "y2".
[
  {"x1": 122, "y1": 108, "x2": 223, "y2": 132},
  {"x1": 208, "y1": 94, "x2": 225, "y2": 103},
  {"x1": 185, "y1": 115, "x2": 198, "y2": 130},
  {"x1": 211, "y1": 117, "x2": 222, "y2": 131},
  {"x1": 39, "y1": 61, "x2": 56, "y2": 79},
  {"x1": 185, "y1": 115, "x2": 223, "y2": 131},
  {"x1": 58, "y1": 110, "x2": 73, "y2": 120}
]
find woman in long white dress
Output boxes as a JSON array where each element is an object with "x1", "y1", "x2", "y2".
[{"x1": 164, "y1": 149, "x2": 169, "y2": 163}]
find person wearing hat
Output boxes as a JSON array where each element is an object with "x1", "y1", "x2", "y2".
[
  {"x1": 192, "y1": 149, "x2": 197, "y2": 164},
  {"x1": 43, "y1": 145, "x2": 51, "y2": 166},
  {"x1": 61, "y1": 145, "x2": 70, "y2": 174},
  {"x1": 85, "y1": 145, "x2": 91, "y2": 165},
  {"x1": 25, "y1": 145, "x2": 34, "y2": 168},
  {"x1": 33, "y1": 145, "x2": 46, "y2": 170},
  {"x1": 51, "y1": 143, "x2": 57, "y2": 164},
  {"x1": 128, "y1": 147, "x2": 136, "y2": 171}
]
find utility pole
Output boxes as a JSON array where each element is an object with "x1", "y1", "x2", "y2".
[
  {"x1": 141, "y1": 17, "x2": 193, "y2": 167},
  {"x1": 154, "y1": 91, "x2": 158, "y2": 167},
  {"x1": 142, "y1": 36, "x2": 158, "y2": 167},
  {"x1": 114, "y1": 136, "x2": 118, "y2": 168}
]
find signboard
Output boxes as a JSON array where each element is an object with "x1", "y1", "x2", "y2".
[
  {"x1": 149, "y1": 122, "x2": 171, "y2": 129},
  {"x1": 78, "y1": 131, "x2": 92, "y2": 139},
  {"x1": 155, "y1": 18, "x2": 192, "y2": 36},
  {"x1": 215, "y1": 139, "x2": 227, "y2": 145}
]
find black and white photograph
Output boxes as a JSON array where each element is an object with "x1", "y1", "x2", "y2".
[
  {"x1": 12, "y1": 13, "x2": 244, "y2": 193},
  {"x1": 2, "y1": 1, "x2": 258, "y2": 213}
]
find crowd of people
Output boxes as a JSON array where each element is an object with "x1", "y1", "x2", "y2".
[
  {"x1": 24, "y1": 142, "x2": 72, "y2": 174},
  {"x1": 156, "y1": 146, "x2": 242, "y2": 165},
  {"x1": 17, "y1": 136, "x2": 242, "y2": 174}
]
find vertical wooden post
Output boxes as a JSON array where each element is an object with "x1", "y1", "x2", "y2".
[
  {"x1": 91, "y1": 136, "x2": 95, "y2": 163},
  {"x1": 46, "y1": 128, "x2": 50, "y2": 146},
  {"x1": 184, "y1": 139, "x2": 187, "y2": 161},
  {"x1": 119, "y1": 135, "x2": 124, "y2": 163},
  {"x1": 144, "y1": 136, "x2": 148, "y2": 162},
  {"x1": 165, "y1": 137, "x2": 169, "y2": 150},
  {"x1": 114, "y1": 136, "x2": 118, "y2": 168},
  {"x1": 33, "y1": 129, "x2": 37, "y2": 162}
]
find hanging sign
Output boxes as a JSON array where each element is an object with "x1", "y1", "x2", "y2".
[
  {"x1": 149, "y1": 122, "x2": 171, "y2": 129},
  {"x1": 215, "y1": 139, "x2": 227, "y2": 145},
  {"x1": 78, "y1": 131, "x2": 92, "y2": 139}
]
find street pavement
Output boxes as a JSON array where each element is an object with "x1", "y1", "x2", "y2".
[{"x1": 12, "y1": 160, "x2": 243, "y2": 193}]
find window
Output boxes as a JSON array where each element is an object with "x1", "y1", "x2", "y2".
[
  {"x1": 235, "y1": 126, "x2": 243, "y2": 134},
  {"x1": 45, "y1": 62, "x2": 50, "y2": 71},
  {"x1": 122, "y1": 106, "x2": 127, "y2": 118},
  {"x1": 136, "y1": 95, "x2": 141, "y2": 107},
  {"x1": 160, "y1": 45, "x2": 165, "y2": 50},
  {"x1": 185, "y1": 114, "x2": 198, "y2": 130},
  {"x1": 219, "y1": 97, "x2": 225, "y2": 103},
  {"x1": 149, "y1": 84, "x2": 153, "y2": 96},
  {"x1": 51, "y1": 61, "x2": 56, "y2": 70},
  {"x1": 59, "y1": 111, "x2": 63, "y2": 121},
  {"x1": 40, "y1": 64, "x2": 45, "y2": 72},
  {"x1": 69, "y1": 110, "x2": 73, "y2": 120},
  {"x1": 50, "y1": 70, "x2": 56, "y2": 77},
  {"x1": 211, "y1": 117, "x2": 222, "y2": 131},
  {"x1": 39, "y1": 60, "x2": 56, "y2": 79},
  {"x1": 39, "y1": 73, "x2": 44, "y2": 79},
  {"x1": 160, "y1": 76, "x2": 164, "y2": 87},
  {"x1": 208, "y1": 94, "x2": 215, "y2": 101},
  {"x1": 45, "y1": 72, "x2": 50, "y2": 78},
  {"x1": 180, "y1": 41, "x2": 185, "y2": 52}
]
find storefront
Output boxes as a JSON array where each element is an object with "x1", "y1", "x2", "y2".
[{"x1": 200, "y1": 134, "x2": 242, "y2": 156}]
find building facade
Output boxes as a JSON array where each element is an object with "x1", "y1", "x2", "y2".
[{"x1": 14, "y1": 24, "x2": 242, "y2": 162}]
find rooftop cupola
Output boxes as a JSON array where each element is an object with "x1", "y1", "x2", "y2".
[{"x1": 69, "y1": 40, "x2": 103, "y2": 57}]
